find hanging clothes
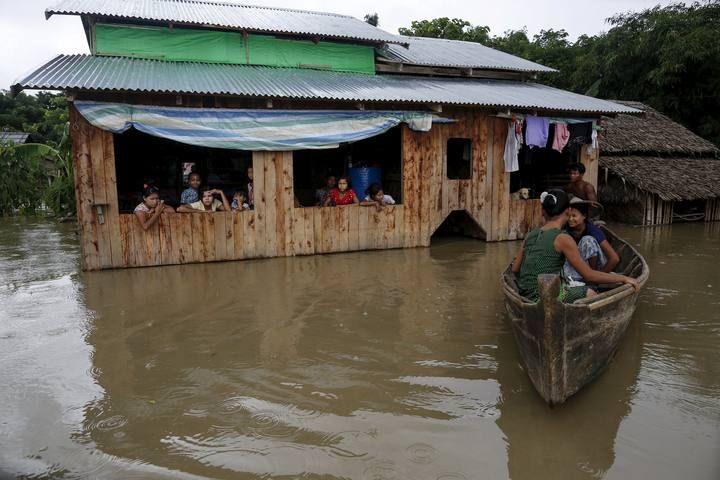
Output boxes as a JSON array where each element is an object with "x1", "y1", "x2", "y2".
[
  {"x1": 568, "y1": 121, "x2": 593, "y2": 146},
  {"x1": 504, "y1": 120, "x2": 520, "y2": 172},
  {"x1": 552, "y1": 122, "x2": 570, "y2": 152},
  {"x1": 586, "y1": 128, "x2": 599, "y2": 155},
  {"x1": 525, "y1": 115, "x2": 549, "y2": 148}
]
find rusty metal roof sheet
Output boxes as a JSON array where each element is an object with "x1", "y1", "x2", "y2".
[
  {"x1": 378, "y1": 36, "x2": 556, "y2": 73},
  {"x1": 12, "y1": 55, "x2": 639, "y2": 115},
  {"x1": 45, "y1": 0, "x2": 405, "y2": 45}
]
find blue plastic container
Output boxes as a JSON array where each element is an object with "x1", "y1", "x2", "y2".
[{"x1": 349, "y1": 167, "x2": 382, "y2": 201}]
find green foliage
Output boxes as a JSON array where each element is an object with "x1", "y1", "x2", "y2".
[
  {"x1": 0, "y1": 142, "x2": 48, "y2": 215},
  {"x1": 399, "y1": 1, "x2": 720, "y2": 145},
  {"x1": 399, "y1": 17, "x2": 490, "y2": 43},
  {"x1": 0, "y1": 91, "x2": 68, "y2": 146},
  {"x1": 364, "y1": 13, "x2": 379, "y2": 27}
]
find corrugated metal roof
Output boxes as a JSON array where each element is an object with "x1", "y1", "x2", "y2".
[
  {"x1": 45, "y1": 0, "x2": 404, "y2": 45},
  {"x1": 12, "y1": 55, "x2": 640, "y2": 115},
  {"x1": 0, "y1": 131, "x2": 31, "y2": 144},
  {"x1": 378, "y1": 36, "x2": 556, "y2": 73}
]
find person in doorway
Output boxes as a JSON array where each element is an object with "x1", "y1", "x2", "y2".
[
  {"x1": 232, "y1": 190, "x2": 250, "y2": 211},
  {"x1": 511, "y1": 189, "x2": 638, "y2": 303},
  {"x1": 562, "y1": 198, "x2": 620, "y2": 283},
  {"x1": 246, "y1": 166, "x2": 254, "y2": 208},
  {"x1": 361, "y1": 183, "x2": 395, "y2": 211},
  {"x1": 315, "y1": 175, "x2": 337, "y2": 206},
  {"x1": 134, "y1": 185, "x2": 175, "y2": 230},
  {"x1": 177, "y1": 187, "x2": 230, "y2": 213},
  {"x1": 324, "y1": 176, "x2": 359, "y2": 206},
  {"x1": 565, "y1": 163, "x2": 597, "y2": 202},
  {"x1": 180, "y1": 172, "x2": 202, "y2": 205}
]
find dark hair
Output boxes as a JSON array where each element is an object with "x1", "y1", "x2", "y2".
[
  {"x1": 337, "y1": 176, "x2": 350, "y2": 185},
  {"x1": 569, "y1": 163, "x2": 586, "y2": 174},
  {"x1": 188, "y1": 172, "x2": 201, "y2": 180},
  {"x1": 142, "y1": 185, "x2": 159, "y2": 198},
  {"x1": 541, "y1": 189, "x2": 569, "y2": 217},
  {"x1": 233, "y1": 189, "x2": 247, "y2": 198},
  {"x1": 569, "y1": 202, "x2": 589, "y2": 217},
  {"x1": 366, "y1": 183, "x2": 383, "y2": 197},
  {"x1": 200, "y1": 186, "x2": 214, "y2": 195}
]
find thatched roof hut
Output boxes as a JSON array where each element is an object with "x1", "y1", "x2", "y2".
[{"x1": 598, "y1": 101, "x2": 720, "y2": 224}]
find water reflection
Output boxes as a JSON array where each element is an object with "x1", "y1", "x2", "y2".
[
  {"x1": 1, "y1": 219, "x2": 718, "y2": 479},
  {"x1": 496, "y1": 315, "x2": 642, "y2": 479},
  {"x1": 79, "y1": 241, "x2": 515, "y2": 478}
]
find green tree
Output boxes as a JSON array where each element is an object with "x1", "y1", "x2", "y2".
[
  {"x1": 0, "y1": 142, "x2": 48, "y2": 215},
  {"x1": 399, "y1": 1, "x2": 720, "y2": 146},
  {"x1": 399, "y1": 17, "x2": 490, "y2": 43},
  {"x1": 364, "y1": 13, "x2": 379, "y2": 27}
]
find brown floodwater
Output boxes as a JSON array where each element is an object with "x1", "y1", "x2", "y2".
[{"x1": 0, "y1": 218, "x2": 718, "y2": 479}]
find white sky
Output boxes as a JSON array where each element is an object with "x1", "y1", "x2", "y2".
[{"x1": 0, "y1": 0, "x2": 675, "y2": 93}]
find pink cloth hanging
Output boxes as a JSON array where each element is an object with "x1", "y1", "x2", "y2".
[{"x1": 552, "y1": 122, "x2": 570, "y2": 152}]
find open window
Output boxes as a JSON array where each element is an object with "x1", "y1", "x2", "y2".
[
  {"x1": 292, "y1": 126, "x2": 402, "y2": 207},
  {"x1": 114, "y1": 128, "x2": 252, "y2": 212},
  {"x1": 447, "y1": 138, "x2": 472, "y2": 180}
]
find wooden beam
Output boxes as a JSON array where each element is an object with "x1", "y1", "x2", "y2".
[{"x1": 375, "y1": 62, "x2": 524, "y2": 81}]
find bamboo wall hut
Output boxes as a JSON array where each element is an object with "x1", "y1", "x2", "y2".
[
  {"x1": 599, "y1": 101, "x2": 720, "y2": 225},
  {"x1": 12, "y1": 0, "x2": 637, "y2": 271}
]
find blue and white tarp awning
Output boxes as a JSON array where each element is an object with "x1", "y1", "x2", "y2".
[{"x1": 74, "y1": 101, "x2": 439, "y2": 151}]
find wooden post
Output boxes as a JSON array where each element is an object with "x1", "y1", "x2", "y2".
[{"x1": 537, "y1": 273, "x2": 564, "y2": 406}]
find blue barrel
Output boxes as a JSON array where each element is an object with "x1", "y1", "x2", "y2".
[{"x1": 349, "y1": 167, "x2": 382, "y2": 201}]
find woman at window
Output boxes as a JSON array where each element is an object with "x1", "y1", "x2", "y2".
[
  {"x1": 134, "y1": 186, "x2": 175, "y2": 230},
  {"x1": 323, "y1": 176, "x2": 359, "y2": 207}
]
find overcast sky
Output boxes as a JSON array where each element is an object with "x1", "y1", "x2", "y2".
[{"x1": 1, "y1": 0, "x2": 675, "y2": 93}]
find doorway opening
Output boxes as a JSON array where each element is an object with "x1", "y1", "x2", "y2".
[{"x1": 431, "y1": 210, "x2": 486, "y2": 241}]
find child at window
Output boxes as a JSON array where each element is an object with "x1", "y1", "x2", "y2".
[
  {"x1": 180, "y1": 172, "x2": 202, "y2": 205},
  {"x1": 134, "y1": 186, "x2": 175, "y2": 230},
  {"x1": 362, "y1": 183, "x2": 395, "y2": 211},
  {"x1": 177, "y1": 187, "x2": 230, "y2": 213},
  {"x1": 324, "y1": 176, "x2": 359, "y2": 206},
  {"x1": 232, "y1": 190, "x2": 250, "y2": 211}
]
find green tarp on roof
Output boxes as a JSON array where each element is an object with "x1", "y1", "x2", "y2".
[{"x1": 95, "y1": 23, "x2": 375, "y2": 74}]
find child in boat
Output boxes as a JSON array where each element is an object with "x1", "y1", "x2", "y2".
[
  {"x1": 232, "y1": 190, "x2": 250, "y2": 211},
  {"x1": 177, "y1": 186, "x2": 231, "y2": 213},
  {"x1": 180, "y1": 172, "x2": 202, "y2": 205},
  {"x1": 361, "y1": 183, "x2": 395, "y2": 211},
  {"x1": 510, "y1": 189, "x2": 638, "y2": 303},
  {"x1": 562, "y1": 198, "x2": 620, "y2": 285},
  {"x1": 134, "y1": 186, "x2": 175, "y2": 230},
  {"x1": 323, "y1": 176, "x2": 359, "y2": 206}
]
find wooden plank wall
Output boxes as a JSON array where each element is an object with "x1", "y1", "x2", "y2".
[
  {"x1": 705, "y1": 198, "x2": 720, "y2": 223},
  {"x1": 643, "y1": 194, "x2": 674, "y2": 225},
  {"x1": 73, "y1": 107, "x2": 544, "y2": 270}
]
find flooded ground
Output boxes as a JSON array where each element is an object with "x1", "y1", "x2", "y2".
[{"x1": 0, "y1": 217, "x2": 718, "y2": 480}]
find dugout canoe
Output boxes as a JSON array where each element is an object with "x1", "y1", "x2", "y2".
[{"x1": 501, "y1": 226, "x2": 649, "y2": 405}]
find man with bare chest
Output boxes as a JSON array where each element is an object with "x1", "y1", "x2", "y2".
[{"x1": 565, "y1": 163, "x2": 597, "y2": 202}]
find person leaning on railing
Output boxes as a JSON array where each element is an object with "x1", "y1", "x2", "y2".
[
  {"x1": 177, "y1": 186, "x2": 231, "y2": 213},
  {"x1": 133, "y1": 186, "x2": 175, "y2": 231}
]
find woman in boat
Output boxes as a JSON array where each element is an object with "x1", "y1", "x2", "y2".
[
  {"x1": 511, "y1": 189, "x2": 638, "y2": 303},
  {"x1": 134, "y1": 185, "x2": 175, "y2": 231},
  {"x1": 323, "y1": 176, "x2": 359, "y2": 207},
  {"x1": 562, "y1": 198, "x2": 620, "y2": 285}
]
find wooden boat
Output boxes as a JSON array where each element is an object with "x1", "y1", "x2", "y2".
[{"x1": 501, "y1": 226, "x2": 649, "y2": 405}]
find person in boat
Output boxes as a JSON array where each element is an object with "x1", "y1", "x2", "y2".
[
  {"x1": 565, "y1": 163, "x2": 597, "y2": 202},
  {"x1": 177, "y1": 186, "x2": 231, "y2": 213},
  {"x1": 562, "y1": 198, "x2": 620, "y2": 286},
  {"x1": 134, "y1": 185, "x2": 175, "y2": 230},
  {"x1": 361, "y1": 183, "x2": 395, "y2": 211},
  {"x1": 323, "y1": 176, "x2": 359, "y2": 207},
  {"x1": 511, "y1": 189, "x2": 638, "y2": 303}
]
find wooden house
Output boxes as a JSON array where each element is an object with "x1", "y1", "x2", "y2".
[
  {"x1": 598, "y1": 101, "x2": 720, "y2": 225},
  {"x1": 12, "y1": 0, "x2": 637, "y2": 270}
]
